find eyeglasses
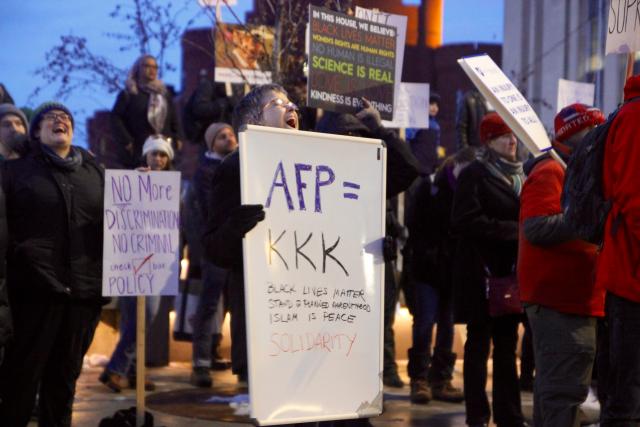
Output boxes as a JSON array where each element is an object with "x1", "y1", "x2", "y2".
[
  {"x1": 43, "y1": 112, "x2": 72, "y2": 123},
  {"x1": 263, "y1": 98, "x2": 299, "y2": 111}
]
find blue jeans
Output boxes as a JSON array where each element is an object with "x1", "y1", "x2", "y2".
[
  {"x1": 191, "y1": 260, "x2": 228, "y2": 368},
  {"x1": 106, "y1": 296, "x2": 161, "y2": 376},
  {"x1": 407, "y1": 281, "x2": 456, "y2": 383},
  {"x1": 601, "y1": 292, "x2": 640, "y2": 426}
]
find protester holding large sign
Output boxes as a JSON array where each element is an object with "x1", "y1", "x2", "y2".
[
  {"x1": 204, "y1": 84, "x2": 298, "y2": 386},
  {"x1": 240, "y1": 125, "x2": 386, "y2": 424},
  {"x1": 0, "y1": 102, "x2": 106, "y2": 426},
  {"x1": 204, "y1": 83, "x2": 419, "y2": 423},
  {"x1": 308, "y1": 6, "x2": 397, "y2": 120}
]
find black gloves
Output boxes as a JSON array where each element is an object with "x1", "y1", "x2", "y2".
[
  {"x1": 228, "y1": 204, "x2": 266, "y2": 237},
  {"x1": 383, "y1": 235, "x2": 398, "y2": 262}
]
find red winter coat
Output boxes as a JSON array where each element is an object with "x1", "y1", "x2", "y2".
[
  {"x1": 596, "y1": 75, "x2": 640, "y2": 303},
  {"x1": 518, "y1": 157, "x2": 604, "y2": 316}
]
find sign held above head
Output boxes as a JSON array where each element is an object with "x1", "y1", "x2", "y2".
[
  {"x1": 458, "y1": 54, "x2": 555, "y2": 160},
  {"x1": 307, "y1": 5, "x2": 397, "y2": 120}
]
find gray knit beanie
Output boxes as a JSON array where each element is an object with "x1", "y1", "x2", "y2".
[{"x1": 0, "y1": 103, "x2": 29, "y2": 134}]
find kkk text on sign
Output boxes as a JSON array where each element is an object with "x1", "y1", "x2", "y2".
[{"x1": 240, "y1": 125, "x2": 386, "y2": 425}]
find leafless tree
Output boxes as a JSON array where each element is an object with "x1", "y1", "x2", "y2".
[{"x1": 31, "y1": 0, "x2": 200, "y2": 100}]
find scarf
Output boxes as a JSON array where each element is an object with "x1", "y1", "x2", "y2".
[
  {"x1": 42, "y1": 144, "x2": 83, "y2": 171},
  {"x1": 147, "y1": 93, "x2": 168, "y2": 134},
  {"x1": 204, "y1": 151, "x2": 224, "y2": 161},
  {"x1": 482, "y1": 148, "x2": 524, "y2": 196}
]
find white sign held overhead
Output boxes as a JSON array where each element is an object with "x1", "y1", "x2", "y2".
[
  {"x1": 606, "y1": 0, "x2": 640, "y2": 54},
  {"x1": 458, "y1": 54, "x2": 551, "y2": 155},
  {"x1": 557, "y1": 79, "x2": 596, "y2": 112},
  {"x1": 382, "y1": 83, "x2": 430, "y2": 129},
  {"x1": 239, "y1": 125, "x2": 386, "y2": 425},
  {"x1": 102, "y1": 170, "x2": 181, "y2": 297},
  {"x1": 355, "y1": 6, "x2": 407, "y2": 123}
]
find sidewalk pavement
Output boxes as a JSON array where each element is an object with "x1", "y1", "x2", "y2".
[{"x1": 29, "y1": 361, "x2": 541, "y2": 427}]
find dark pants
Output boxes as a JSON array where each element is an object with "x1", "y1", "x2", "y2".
[
  {"x1": 525, "y1": 305, "x2": 596, "y2": 427},
  {"x1": 192, "y1": 260, "x2": 227, "y2": 368},
  {"x1": 601, "y1": 293, "x2": 640, "y2": 426},
  {"x1": 407, "y1": 281, "x2": 456, "y2": 383},
  {"x1": 383, "y1": 261, "x2": 399, "y2": 375},
  {"x1": 229, "y1": 270, "x2": 248, "y2": 378},
  {"x1": 520, "y1": 318, "x2": 535, "y2": 383},
  {"x1": 0, "y1": 296, "x2": 101, "y2": 427},
  {"x1": 464, "y1": 312, "x2": 524, "y2": 426}
]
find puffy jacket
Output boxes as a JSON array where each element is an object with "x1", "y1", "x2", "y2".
[
  {"x1": 596, "y1": 75, "x2": 640, "y2": 302},
  {"x1": 2, "y1": 146, "x2": 105, "y2": 302}
]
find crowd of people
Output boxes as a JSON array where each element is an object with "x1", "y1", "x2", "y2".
[{"x1": 0, "y1": 53, "x2": 639, "y2": 427}]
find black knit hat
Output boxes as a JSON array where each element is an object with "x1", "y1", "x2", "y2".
[{"x1": 30, "y1": 102, "x2": 74, "y2": 140}]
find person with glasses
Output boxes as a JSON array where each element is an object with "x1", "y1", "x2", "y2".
[
  {"x1": 0, "y1": 102, "x2": 106, "y2": 426},
  {"x1": 111, "y1": 55, "x2": 182, "y2": 168},
  {"x1": 202, "y1": 84, "x2": 298, "y2": 385}
]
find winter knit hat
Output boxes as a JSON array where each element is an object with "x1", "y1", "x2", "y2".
[
  {"x1": 142, "y1": 134, "x2": 174, "y2": 160},
  {"x1": 30, "y1": 102, "x2": 74, "y2": 140},
  {"x1": 0, "y1": 104, "x2": 29, "y2": 134},
  {"x1": 479, "y1": 112, "x2": 512, "y2": 144},
  {"x1": 204, "y1": 123, "x2": 233, "y2": 150},
  {"x1": 554, "y1": 103, "x2": 605, "y2": 143}
]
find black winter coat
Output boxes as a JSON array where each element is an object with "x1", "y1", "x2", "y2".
[
  {"x1": 0, "y1": 173, "x2": 10, "y2": 347},
  {"x1": 450, "y1": 160, "x2": 520, "y2": 323},
  {"x1": 183, "y1": 80, "x2": 233, "y2": 143},
  {"x1": 1, "y1": 147, "x2": 105, "y2": 302},
  {"x1": 405, "y1": 167, "x2": 457, "y2": 287},
  {"x1": 111, "y1": 89, "x2": 181, "y2": 166}
]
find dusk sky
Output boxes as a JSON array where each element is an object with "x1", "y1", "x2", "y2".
[{"x1": 0, "y1": 0, "x2": 504, "y2": 146}]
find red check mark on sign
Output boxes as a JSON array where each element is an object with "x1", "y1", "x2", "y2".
[{"x1": 133, "y1": 254, "x2": 154, "y2": 275}]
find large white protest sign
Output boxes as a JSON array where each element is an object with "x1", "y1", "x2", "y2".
[
  {"x1": 102, "y1": 170, "x2": 181, "y2": 297},
  {"x1": 382, "y1": 82, "x2": 430, "y2": 128},
  {"x1": 240, "y1": 125, "x2": 385, "y2": 425},
  {"x1": 458, "y1": 54, "x2": 551, "y2": 155},
  {"x1": 557, "y1": 79, "x2": 596, "y2": 112},
  {"x1": 355, "y1": 6, "x2": 407, "y2": 123},
  {"x1": 606, "y1": 0, "x2": 640, "y2": 54}
]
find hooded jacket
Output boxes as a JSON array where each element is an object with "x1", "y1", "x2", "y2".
[{"x1": 596, "y1": 75, "x2": 640, "y2": 302}]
